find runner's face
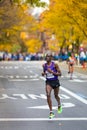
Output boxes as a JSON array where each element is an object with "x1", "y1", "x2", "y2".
[{"x1": 46, "y1": 55, "x2": 52, "y2": 62}]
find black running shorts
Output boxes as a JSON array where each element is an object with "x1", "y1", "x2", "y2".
[
  {"x1": 70, "y1": 63, "x2": 73, "y2": 66},
  {"x1": 46, "y1": 79, "x2": 60, "y2": 89}
]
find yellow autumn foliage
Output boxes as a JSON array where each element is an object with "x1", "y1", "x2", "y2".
[
  {"x1": 0, "y1": 44, "x2": 12, "y2": 52},
  {"x1": 39, "y1": 0, "x2": 87, "y2": 50},
  {"x1": 25, "y1": 39, "x2": 42, "y2": 53},
  {"x1": 47, "y1": 39, "x2": 59, "y2": 51}
]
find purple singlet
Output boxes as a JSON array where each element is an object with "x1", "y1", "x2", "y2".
[{"x1": 44, "y1": 62, "x2": 58, "y2": 80}]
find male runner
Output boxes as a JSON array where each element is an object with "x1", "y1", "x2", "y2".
[{"x1": 42, "y1": 53, "x2": 62, "y2": 119}]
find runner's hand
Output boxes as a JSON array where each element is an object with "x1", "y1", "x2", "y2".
[
  {"x1": 47, "y1": 68, "x2": 53, "y2": 73},
  {"x1": 42, "y1": 72, "x2": 45, "y2": 76}
]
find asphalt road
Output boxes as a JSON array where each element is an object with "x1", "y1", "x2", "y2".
[{"x1": 0, "y1": 61, "x2": 87, "y2": 130}]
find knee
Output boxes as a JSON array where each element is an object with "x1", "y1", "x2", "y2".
[{"x1": 46, "y1": 93, "x2": 51, "y2": 99}]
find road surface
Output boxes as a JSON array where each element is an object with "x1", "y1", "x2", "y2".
[{"x1": 0, "y1": 61, "x2": 87, "y2": 130}]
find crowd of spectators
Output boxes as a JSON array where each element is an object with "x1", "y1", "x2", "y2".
[{"x1": 0, "y1": 50, "x2": 87, "y2": 64}]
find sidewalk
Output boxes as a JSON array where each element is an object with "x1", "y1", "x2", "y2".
[
  {"x1": 58, "y1": 61, "x2": 87, "y2": 75},
  {"x1": 74, "y1": 65, "x2": 87, "y2": 75}
]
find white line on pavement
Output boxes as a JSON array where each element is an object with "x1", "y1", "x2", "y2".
[
  {"x1": 61, "y1": 86, "x2": 87, "y2": 104},
  {"x1": 8, "y1": 79, "x2": 39, "y2": 81},
  {"x1": 0, "y1": 118, "x2": 87, "y2": 121},
  {"x1": 69, "y1": 79, "x2": 86, "y2": 82},
  {"x1": 40, "y1": 76, "x2": 87, "y2": 104}
]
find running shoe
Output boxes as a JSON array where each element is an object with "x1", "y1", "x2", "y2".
[
  {"x1": 49, "y1": 112, "x2": 55, "y2": 119},
  {"x1": 57, "y1": 106, "x2": 62, "y2": 114}
]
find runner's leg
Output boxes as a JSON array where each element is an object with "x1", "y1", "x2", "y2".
[
  {"x1": 46, "y1": 84, "x2": 53, "y2": 111},
  {"x1": 54, "y1": 87, "x2": 61, "y2": 108},
  {"x1": 54, "y1": 87, "x2": 62, "y2": 113},
  {"x1": 70, "y1": 65, "x2": 74, "y2": 79},
  {"x1": 68, "y1": 64, "x2": 70, "y2": 73}
]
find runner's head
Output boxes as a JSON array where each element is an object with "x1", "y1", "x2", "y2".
[{"x1": 46, "y1": 52, "x2": 52, "y2": 62}]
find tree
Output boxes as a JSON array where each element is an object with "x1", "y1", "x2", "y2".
[
  {"x1": 8, "y1": 0, "x2": 46, "y2": 7},
  {"x1": 39, "y1": 0, "x2": 87, "y2": 52},
  {"x1": 25, "y1": 38, "x2": 42, "y2": 53},
  {"x1": 0, "y1": 0, "x2": 41, "y2": 52}
]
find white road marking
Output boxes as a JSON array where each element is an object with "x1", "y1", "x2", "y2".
[
  {"x1": 24, "y1": 76, "x2": 28, "y2": 78},
  {"x1": 0, "y1": 66, "x2": 19, "y2": 69},
  {"x1": 29, "y1": 70, "x2": 33, "y2": 73},
  {"x1": 30, "y1": 79, "x2": 39, "y2": 81},
  {"x1": 40, "y1": 76, "x2": 87, "y2": 104},
  {"x1": 14, "y1": 66, "x2": 19, "y2": 69},
  {"x1": 40, "y1": 76, "x2": 46, "y2": 81},
  {"x1": 0, "y1": 93, "x2": 71, "y2": 100},
  {"x1": 8, "y1": 79, "x2": 26, "y2": 81},
  {"x1": 69, "y1": 79, "x2": 87, "y2": 82},
  {"x1": 30, "y1": 75, "x2": 38, "y2": 78},
  {"x1": 1, "y1": 66, "x2": 4, "y2": 69},
  {"x1": 66, "y1": 74, "x2": 77, "y2": 78},
  {"x1": 13, "y1": 94, "x2": 28, "y2": 99},
  {"x1": 0, "y1": 75, "x2": 4, "y2": 78},
  {"x1": 0, "y1": 118, "x2": 87, "y2": 121},
  {"x1": 0, "y1": 94, "x2": 71, "y2": 100},
  {"x1": 27, "y1": 103, "x2": 75, "y2": 109},
  {"x1": 60, "y1": 94, "x2": 70, "y2": 99},
  {"x1": 8, "y1": 79, "x2": 39, "y2": 81},
  {"x1": 61, "y1": 86, "x2": 87, "y2": 104},
  {"x1": 9, "y1": 76, "x2": 14, "y2": 79},
  {"x1": 0, "y1": 94, "x2": 17, "y2": 100},
  {"x1": 28, "y1": 94, "x2": 47, "y2": 99},
  {"x1": 16, "y1": 75, "x2": 20, "y2": 78}
]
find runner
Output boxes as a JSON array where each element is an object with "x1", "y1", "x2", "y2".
[
  {"x1": 68, "y1": 53, "x2": 76, "y2": 79},
  {"x1": 42, "y1": 53, "x2": 62, "y2": 119}
]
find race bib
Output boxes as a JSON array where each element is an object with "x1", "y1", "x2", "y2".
[{"x1": 46, "y1": 71, "x2": 54, "y2": 79}]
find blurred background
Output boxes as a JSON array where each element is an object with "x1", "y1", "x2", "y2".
[{"x1": 0, "y1": 0, "x2": 87, "y2": 65}]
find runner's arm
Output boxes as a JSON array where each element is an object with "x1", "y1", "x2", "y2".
[
  {"x1": 54, "y1": 63, "x2": 61, "y2": 76},
  {"x1": 42, "y1": 64, "x2": 46, "y2": 76},
  {"x1": 47, "y1": 63, "x2": 61, "y2": 76}
]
